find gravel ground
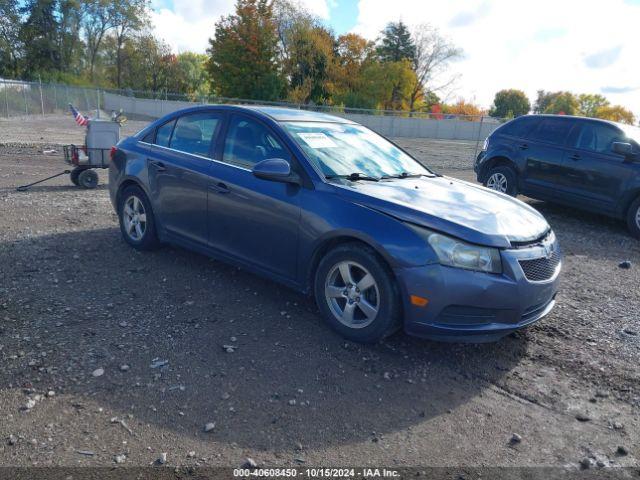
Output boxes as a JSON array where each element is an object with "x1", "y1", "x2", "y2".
[{"x1": 0, "y1": 115, "x2": 638, "y2": 474}]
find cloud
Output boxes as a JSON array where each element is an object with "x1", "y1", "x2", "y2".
[
  {"x1": 583, "y1": 46, "x2": 623, "y2": 69},
  {"x1": 449, "y1": 1, "x2": 491, "y2": 27},
  {"x1": 601, "y1": 85, "x2": 639, "y2": 94},
  {"x1": 352, "y1": 0, "x2": 640, "y2": 118}
]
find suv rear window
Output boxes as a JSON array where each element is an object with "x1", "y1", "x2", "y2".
[
  {"x1": 528, "y1": 118, "x2": 573, "y2": 145},
  {"x1": 498, "y1": 117, "x2": 539, "y2": 138}
]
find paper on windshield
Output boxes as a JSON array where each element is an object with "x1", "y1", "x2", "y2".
[{"x1": 297, "y1": 132, "x2": 338, "y2": 148}]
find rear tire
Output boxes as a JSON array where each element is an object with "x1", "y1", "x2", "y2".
[
  {"x1": 484, "y1": 165, "x2": 518, "y2": 197},
  {"x1": 626, "y1": 196, "x2": 640, "y2": 239},
  {"x1": 314, "y1": 243, "x2": 402, "y2": 343},
  {"x1": 78, "y1": 169, "x2": 99, "y2": 189},
  {"x1": 118, "y1": 185, "x2": 160, "y2": 251}
]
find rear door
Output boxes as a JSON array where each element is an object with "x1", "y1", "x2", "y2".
[
  {"x1": 520, "y1": 117, "x2": 574, "y2": 197},
  {"x1": 560, "y1": 120, "x2": 632, "y2": 213},
  {"x1": 148, "y1": 111, "x2": 223, "y2": 245}
]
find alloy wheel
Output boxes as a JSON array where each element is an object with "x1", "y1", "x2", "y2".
[
  {"x1": 636, "y1": 205, "x2": 640, "y2": 229},
  {"x1": 487, "y1": 172, "x2": 508, "y2": 193},
  {"x1": 324, "y1": 261, "x2": 380, "y2": 329},
  {"x1": 122, "y1": 195, "x2": 147, "y2": 242}
]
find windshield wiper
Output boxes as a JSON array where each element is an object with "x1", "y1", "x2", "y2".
[
  {"x1": 326, "y1": 172, "x2": 380, "y2": 182},
  {"x1": 380, "y1": 172, "x2": 425, "y2": 179}
]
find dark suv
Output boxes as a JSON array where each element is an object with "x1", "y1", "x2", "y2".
[{"x1": 475, "y1": 115, "x2": 640, "y2": 237}]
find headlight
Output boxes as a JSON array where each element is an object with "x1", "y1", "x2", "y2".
[{"x1": 408, "y1": 225, "x2": 502, "y2": 274}]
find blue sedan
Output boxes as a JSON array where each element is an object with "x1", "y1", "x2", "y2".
[{"x1": 109, "y1": 105, "x2": 561, "y2": 343}]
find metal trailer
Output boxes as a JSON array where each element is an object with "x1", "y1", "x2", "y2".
[{"x1": 17, "y1": 119, "x2": 120, "y2": 191}]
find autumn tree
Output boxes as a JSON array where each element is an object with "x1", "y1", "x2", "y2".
[
  {"x1": 207, "y1": 0, "x2": 283, "y2": 100},
  {"x1": 489, "y1": 89, "x2": 530, "y2": 118},
  {"x1": 359, "y1": 59, "x2": 417, "y2": 110},
  {"x1": 594, "y1": 105, "x2": 636, "y2": 125},
  {"x1": 578, "y1": 93, "x2": 609, "y2": 118}
]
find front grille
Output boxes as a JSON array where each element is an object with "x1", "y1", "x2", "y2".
[{"x1": 518, "y1": 250, "x2": 561, "y2": 282}]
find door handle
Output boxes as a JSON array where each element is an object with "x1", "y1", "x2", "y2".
[
  {"x1": 149, "y1": 160, "x2": 167, "y2": 172},
  {"x1": 212, "y1": 182, "x2": 230, "y2": 194},
  {"x1": 519, "y1": 143, "x2": 529, "y2": 150},
  {"x1": 570, "y1": 154, "x2": 581, "y2": 161}
]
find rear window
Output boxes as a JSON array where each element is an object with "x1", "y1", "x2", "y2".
[
  {"x1": 498, "y1": 117, "x2": 539, "y2": 138},
  {"x1": 528, "y1": 118, "x2": 573, "y2": 145},
  {"x1": 155, "y1": 120, "x2": 175, "y2": 148}
]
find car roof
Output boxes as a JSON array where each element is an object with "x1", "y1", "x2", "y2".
[
  {"x1": 170, "y1": 104, "x2": 355, "y2": 124},
  {"x1": 521, "y1": 114, "x2": 624, "y2": 129}
]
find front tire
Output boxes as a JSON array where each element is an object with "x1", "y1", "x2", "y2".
[
  {"x1": 484, "y1": 165, "x2": 518, "y2": 197},
  {"x1": 626, "y1": 196, "x2": 640, "y2": 239},
  {"x1": 118, "y1": 185, "x2": 160, "y2": 250},
  {"x1": 314, "y1": 243, "x2": 402, "y2": 343}
]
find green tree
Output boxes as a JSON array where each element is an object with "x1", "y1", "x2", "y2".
[
  {"x1": 111, "y1": 0, "x2": 149, "y2": 88},
  {"x1": 489, "y1": 89, "x2": 531, "y2": 118},
  {"x1": 376, "y1": 21, "x2": 415, "y2": 63},
  {"x1": 0, "y1": 0, "x2": 22, "y2": 77},
  {"x1": 359, "y1": 59, "x2": 417, "y2": 110},
  {"x1": 82, "y1": 0, "x2": 117, "y2": 81},
  {"x1": 207, "y1": 0, "x2": 283, "y2": 100},
  {"x1": 20, "y1": 0, "x2": 61, "y2": 75},
  {"x1": 534, "y1": 90, "x2": 578, "y2": 115},
  {"x1": 578, "y1": 93, "x2": 609, "y2": 118}
]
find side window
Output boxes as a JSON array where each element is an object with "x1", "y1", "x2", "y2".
[
  {"x1": 169, "y1": 113, "x2": 221, "y2": 157},
  {"x1": 500, "y1": 117, "x2": 538, "y2": 138},
  {"x1": 528, "y1": 118, "x2": 573, "y2": 145},
  {"x1": 142, "y1": 130, "x2": 155, "y2": 143},
  {"x1": 223, "y1": 116, "x2": 291, "y2": 168},
  {"x1": 155, "y1": 120, "x2": 175, "y2": 148},
  {"x1": 572, "y1": 123, "x2": 626, "y2": 154}
]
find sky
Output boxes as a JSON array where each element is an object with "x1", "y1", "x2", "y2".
[{"x1": 149, "y1": 0, "x2": 640, "y2": 116}]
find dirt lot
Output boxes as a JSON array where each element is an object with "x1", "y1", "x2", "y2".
[{"x1": 0, "y1": 115, "x2": 638, "y2": 474}]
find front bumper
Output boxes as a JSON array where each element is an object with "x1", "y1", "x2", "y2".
[{"x1": 395, "y1": 242, "x2": 561, "y2": 343}]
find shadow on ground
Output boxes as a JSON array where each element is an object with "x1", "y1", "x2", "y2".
[{"x1": 1, "y1": 227, "x2": 532, "y2": 451}]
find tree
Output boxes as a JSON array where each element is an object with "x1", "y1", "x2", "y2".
[
  {"x1": 376, "y1": 21, "x2": 415, "y2": 63},
  {"x1": 594, "y1": 105, "x2": 636, "y2": 125},
  {"x1": 20, "y1": 0, "x2": 61, "y2": 75},
  {"x1": 578, "y1": 93, "x2": 609, "y2": 118},
  {"x1": 286, "y1": 24, "x2": 335, "y2": 104},
  {"x1": 489, "y1": 89, "x2": 530, "y2": 118},
  {"x1": 111, "y1": 0, "x2": 148, "y2": 88},
  {"x1": 408, "y1": 24, "x2": 461, "y2": 112},
  {"x1": 0, "y1": 0, "x2": 22, "y2": 77},
  {"x1": 207, "y1": 0, "x2": 283, "y2": 100},
  {"x1": 534, "y1": 90, "x2": 579, "y2": 115},
  {"x1": 359, "y1": 59, "x2": 417, "y2": 110},
  {"x1": 443, "y1": 99, "x2": 484, "y2": 120},
  {"x1": 332, "y1": 32, "x2": 375, "y2": 102},
  {"x1": 82, "y1": 0, "x2": 117, "y2": 81}
]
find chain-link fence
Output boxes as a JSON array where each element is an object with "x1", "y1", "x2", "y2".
[{"x1": 1, "y1": 78, "x2": 505, "y2": 168}]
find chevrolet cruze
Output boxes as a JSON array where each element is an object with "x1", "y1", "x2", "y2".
[{"x1": 109, "y1": 105, "x2": 561, "y2": 343}]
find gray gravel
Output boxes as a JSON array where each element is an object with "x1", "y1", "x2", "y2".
[{"x1": 0, "y1": 114, "x2": 638, "y2": 469}]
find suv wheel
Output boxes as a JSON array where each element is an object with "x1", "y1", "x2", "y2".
[
  {"x1": 314, "y1": 243, "x2": 401, "y2": 343},
  {"x1": 626, "y1": 196, "x2": 640, "y2": 239},
  {"x1": 484, "y1": 165, "x2": 518, "y2": 196},
  {"x1": 118, "y1": 185, "x2": 160, "y2": 250}
]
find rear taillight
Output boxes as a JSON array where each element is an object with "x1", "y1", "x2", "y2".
[{"x1": 110, "y1": 146, "x2": 117, "y2": 161}]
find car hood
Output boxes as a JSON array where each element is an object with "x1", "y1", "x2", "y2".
[{"x1": 334, "y1": 176, "x2": 549, "y2": 248}]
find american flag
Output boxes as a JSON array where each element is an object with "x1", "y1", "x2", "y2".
[{"x1": 69, "y1": 104, "x2": 89, "y2": 126}]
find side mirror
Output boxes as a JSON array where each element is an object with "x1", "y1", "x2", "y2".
[
  {"x1": 252, "y1": 158, "x2": 300, "y2": 185},
  {"x1": 612, "y1": 142, "x2": 633, "y2": 159}
]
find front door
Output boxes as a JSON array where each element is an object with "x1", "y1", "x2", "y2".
[
  {"x1": 560, "y1": 121, "x2": 632, "y2": 213},
  {"x1": 207, "y1": 114, "x2": 301, "y2": 281},
  {"x1": 148, "y1": 111, "x2": 223, "y2": 245}
]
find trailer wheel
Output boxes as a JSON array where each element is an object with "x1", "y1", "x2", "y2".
[
  {"x1": 70, "y1": 167, "x2": 83, "y2": 186},
  {"x1": 78, "y1": 169, "x2": 99, "y2": 189}
]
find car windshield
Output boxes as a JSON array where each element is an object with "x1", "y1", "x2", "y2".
[
  {"x1": 282, "y1": 121, "x2": 431, "y2": 179},
  {"x1": 620, "y1": 124, "x2": 640, "y2": 146}
]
